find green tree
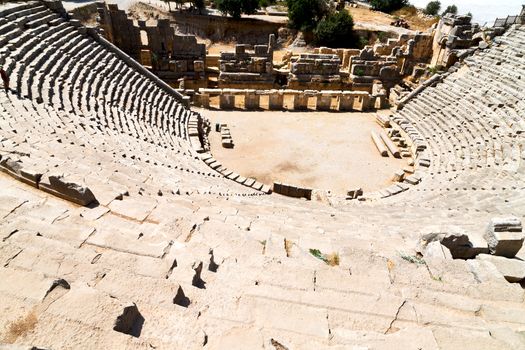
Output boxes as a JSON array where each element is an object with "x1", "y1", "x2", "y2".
[
  {"x1": 286, "y1": 0, "x2": 330, "y2": 30},
  {"x1": 259, "y1": 0, "x2": 276, "y2": 9},
  {"x1": 314, "y1": 10, "x2": 355, "y2": 48},
  {"x1": 424, "y1": 1, "x2": 441, "y2": 16},
  {"x1": 369, "y1": 0, "x2": 409, "y2": 13},
  {"x1": 192, "y1": 0, "x2": 205, "y2": 13},
  {"x1": 442, "y1": 5, "x2": 458, "y2": 16},
  {"x1": 216, "y1": 0, "x2": 260, "y2": 18}
]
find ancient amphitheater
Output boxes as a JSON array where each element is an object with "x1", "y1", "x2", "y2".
[{"x1": 1, "y1": 0, "x2": 525, "y2": 349}]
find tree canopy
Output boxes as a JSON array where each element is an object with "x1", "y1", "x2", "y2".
[
  {"x1": 314, "y1": 10, "x2": 356, "y2": 48},
  {"x1": 424, "y1": 1, "x2": 441, "y2": 16},
  {"x1": 442, "y1": 4, "x2": 458, "y2": 16},
  {"x1": 216, "y1": 0, "x2": 260, "y2": 18},
  {"x1": 286, "y1": 0, "x2": 329, "y2": 31}
]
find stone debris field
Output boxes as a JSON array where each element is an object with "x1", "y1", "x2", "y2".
[{"x1": 1, "y1": 1, "x2": 525, "y2": 349}]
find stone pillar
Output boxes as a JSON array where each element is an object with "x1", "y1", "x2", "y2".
[
  {"x1": 268, "y1": 90, "x2": 284, "y2": 110},
  {"x1": 219, "y1": 90, "x2": 235, "y2": 110},
  {"x1": 374, "y1": 94, "x2": 388, "y2": 109},
  {"x1": 316, "y1": 92, "x2": 332, "y2": 111},
  {"x1": 200, "y1": 93, "x2": 210, "y2": 108},
  {"x1": 244, "y1": 89, "x2": 260, "y2": 110},
  {"x1": 337, "y1": 92, "x2": 355, "y2": 111},
  {"x1": 354, "y1": 92, "x2": 371, "y2": 111},
  {"x1": 293, "y1": 92, "x2": 308, "y2": 110}
]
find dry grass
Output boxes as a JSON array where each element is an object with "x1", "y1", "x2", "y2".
[
  {"x1": 284, "y1": 239, "x2": 293, "y2": 257},
  {"x1": 392, "y1": 6, "x2": 439, "y2": 31},
  {"x1": 387, "y1": 258, "x2": 395, "y2": 272},
  {"x1": 4, "y1": 311, "x2": 38, "y2": 343},
  {"x1": 326, "y1": 252, "x2": 340, "y2": 266}
]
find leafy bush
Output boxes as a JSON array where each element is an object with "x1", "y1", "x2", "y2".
[
  {"x1": 424, "y1": 1, "x2": 441, "y2": 16},
  {"x1": 216, "y1": 0, "x2": 260, "y2": 18},
  {"x1": 314, "y1": 10, "x2": 355, "y2": 48},
  {"x1": 370, "y1": 0, "x2": 409, "y2": 13},
  {"x1": 442, "y1": 4, "x2": 458, "y2": 16},
  {"x1": 286, "y1": 0, "x2": 329, "y2": 30},
  {"x1": 259, "y1": 0, "x2": 276, "y2": 8}
]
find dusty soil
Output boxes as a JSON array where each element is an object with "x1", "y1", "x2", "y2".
[
  {"x1": 196, "y1": 108, "x2": 407, "y2": 194},
  {"x1": 348, "y1": 5, "x2": 437, "y2": 32}
]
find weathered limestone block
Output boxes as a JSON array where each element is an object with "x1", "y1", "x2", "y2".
[
  {"x1": 244, "y1": 90, "x2": 260, "y2": 110},
  {"x1": 198, "y1": 92, "x2": 210, "y2": 108},
  {"x1": 337, "y1": 92, "x2": 355, "y2": 111},
  {"x1": 219, "y1": 92, "x2": 235, "y2": 110},
  {"x1": 392, "y1": 169, "x2": 405, "y2": 182},
  {"x1": 420, "y1": 228, "x2": 488, "y2": 259},
  {"x1": 0, "y1": 156, "x2": 43, "y2": 187},
  {"x1": 353, "y1": 93, "x2": 371, "y2": 111},
  {"x1": 39, "y1": 175, "x2": 97, "y2": 206},
  {"x1": 477, "y1": 254, "x2": 525, "y2": 283},
  {"x1": 379, "y1": 66, "x2": 399, "y2": 80},
  {"x1": 292, "y1": 92, "x2": 308, "y2": 110},
  {"x1": 268, "y1": 90, "x2": 283, "y2": 110},
  {"x1": 371, "y1": 131, "x2": 388, "y2": 157},
  {"x1": 315, "y1": 93, "x2": 332, "y2": 111},
  {"x1": 484, "y1": 217, "x2": 524, "y2": 258},
  {"x1": 379, "y1": 131, "x2": 401, "y2": 158},
  {"x1": 424, "y1": 241, "x2": 453, "y2": 259}
]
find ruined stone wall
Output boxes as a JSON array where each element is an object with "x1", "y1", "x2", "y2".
[
  {"x1": 218, "y1": 35, "x2": 275, "y2": 89},
  {"x1": 287, "y1": 53, "x2": 343, "y2": 90},
  {"x1": 96, "y1": 2, "x2": 141, "y2": 59},
  {"x1": 96, "y1": 3, "x2": 206, "y2": 88},
  {"x1": 430, "y1": 14, "x2": 481, "y2": 67},
  {"x1": 313, "y1": 47, "x2": 360, "y2": 71}
]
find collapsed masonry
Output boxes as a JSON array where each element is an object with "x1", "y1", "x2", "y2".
[
  {"x1": 96, "y1": 2, "x2": 206, "y2": 89},
  {"x1": 93, "y1": 4, "x2": 495, "y2": 111},
  {"x1": 218, "y1": 35, "x2": 276, "y2": 89},
  {"x1": 431, "y1": 14, "x2": 486, "y2": 67}
]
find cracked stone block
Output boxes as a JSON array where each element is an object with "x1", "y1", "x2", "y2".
[
  {"x1": 39, "y1": 175, "x2": 97, "y2": 206},
  {"x1": 484, "y1": 217, "x2": 523, "y2": 258},
  {"x1": 477, "y1": 254, "x2": 525, "y2": 283},
  {"x1": 420, "y1": 230, "x2": 488, "y2": 259},
  {"x1": 0, "y1": 156, "x2": 43, "y2": 187}
]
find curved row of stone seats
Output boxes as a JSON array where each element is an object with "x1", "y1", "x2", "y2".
[
  {"x1": 0, "y1": 94, "x2": 260, "y2": 201},
  {"x1": 0, "y1": 3, "x2": 264, "y2": 200},
  {"x1": 1, "y1": 3, "x2": 187, "y2": 145},
  {"x1": 3, "y1": 167, "x2": 525, "y2": 349},
  {"x1": 0, "y1": 1, "x2": 265, "y2": 197},
  {"x1": 366, "y1": 25, "x2": 525, "y2": 211},
  {"x1": 1, "y1": 4, "x2": 525, "y2": 347}
]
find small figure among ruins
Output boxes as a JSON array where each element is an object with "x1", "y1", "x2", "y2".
[{"x1": 0, "y1": 66, "x2": 9, "y2": 92}]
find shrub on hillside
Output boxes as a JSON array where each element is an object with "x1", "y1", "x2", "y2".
[
  {"x1": 286, "y1": 0, "x2": 329, "y2": 30},
  {"x1": 314, "y1": 10, "x2": 356, "y2": 48},
  {"x1": 216, "y1": 0, "x2": 260, "y2": 18},
  {"x1": 424, "y1": 1, "x2": 441, "y2": 16},
  {"x1": 442, "y1": 5, "x2": 458, "y2": 16},
  {"x1": 370, "y1": 0, "x2": 409, "y2": 13}
]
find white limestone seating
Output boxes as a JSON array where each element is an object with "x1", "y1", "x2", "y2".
[
  {"x1": 0, "y1": 0, "x2": 266, "y2": 201},
  {"x1": 1, "y1": 2, "x2": 525, "y2": 349},
  {"x1": 195, "y1": 88, "x2": 376, "y2": 112}
]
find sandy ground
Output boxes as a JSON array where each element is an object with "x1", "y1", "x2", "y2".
[{"x1": 196, "y1": 108, "x2": 407, "y2": 194}]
